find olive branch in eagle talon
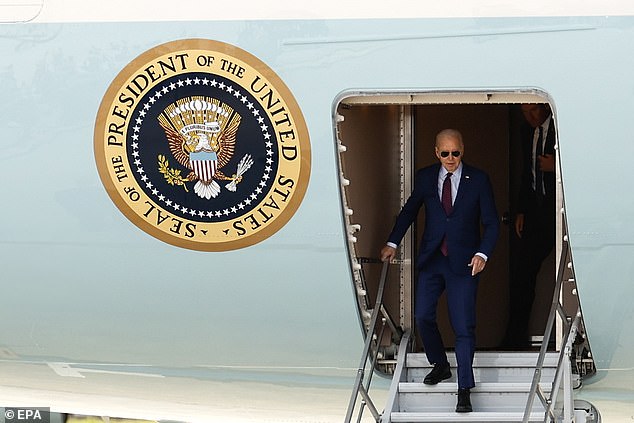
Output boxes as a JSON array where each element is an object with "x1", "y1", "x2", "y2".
[{"x1": 158, "y1": 154, "x2": 191, "y2": 192}]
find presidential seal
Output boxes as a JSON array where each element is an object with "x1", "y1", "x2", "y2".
[{"x1": 94, "y1": 39, "x2": 311, "y2": 251}]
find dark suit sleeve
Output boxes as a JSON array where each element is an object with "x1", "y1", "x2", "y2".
[
  {"x1": 477, "y1": 173, "x2": 500, "y2": 257},
  {"x1": 386, "y1": 170, "x2": 426, "y2": 246}
]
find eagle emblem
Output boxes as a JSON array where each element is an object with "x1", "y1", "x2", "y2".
[{"x1": 157, "y1": 96, "x2": 253, "y2": 199}]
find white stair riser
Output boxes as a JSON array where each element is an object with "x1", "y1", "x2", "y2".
[
  {"x1": 390, "y1": 411, "x2": 544, "y2": 423},
  {"x1": 407, "y1": 366, "x2": 557, "y2": 383},
  {"x1": 406, "y1": 352, "x2": 560, "y2": 369},
  {"x1": 398, "y1": 391, "x2": 547, "y2": 413}
]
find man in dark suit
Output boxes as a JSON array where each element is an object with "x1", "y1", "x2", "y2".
[
  {"x1": 503, "y1": 104, "x2": 556, "y2": 348},
  {"x1": 380, "y1": 129, "x2": 499, "y2": 413}
]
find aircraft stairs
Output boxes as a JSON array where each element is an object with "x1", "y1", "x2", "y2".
[
  {"x1": 388, "y1": 349, "x2": 560, "y2": 422},
  {"x1": 344, "y1": 228, "x2": 598, "y2": 423}
]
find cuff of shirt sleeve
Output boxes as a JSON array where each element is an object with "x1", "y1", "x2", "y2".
[
  {"x1": 386, "y1": 242, "x2": 398, "y2": 249},
  {"x1": 475, "y1": 252, "x2": 488, "y2": 261}
]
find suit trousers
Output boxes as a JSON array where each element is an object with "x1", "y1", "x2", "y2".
[
  {"x1": 416, "y1": 251, "x2": 478, "y2": 389},
  {"x1": 507, "y1": 195, "x2": 556, "y2": 346}
]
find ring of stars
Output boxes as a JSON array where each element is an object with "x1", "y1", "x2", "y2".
[{"x1": 129, "y1": 74, "x2": 276, "y2": 221}]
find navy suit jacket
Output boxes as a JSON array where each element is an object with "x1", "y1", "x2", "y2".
[{"x1": 387, "y1": 162, "x2": 500, "y2": 276}]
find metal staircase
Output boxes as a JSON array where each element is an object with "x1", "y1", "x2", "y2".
[
  {"x1": 389, "y1": 350, "x2": 558, "y2": 422},
  {"x1": 345, "y1": 244, "x2": 599, "y2": 423}
]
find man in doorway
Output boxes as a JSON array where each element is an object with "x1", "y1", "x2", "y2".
[
  {"x1": 380, "y1": 129, "x2": 499, "y2": 413},
  {"x1": 503, "y1": 103, "x2": 556, "y2": 348}
]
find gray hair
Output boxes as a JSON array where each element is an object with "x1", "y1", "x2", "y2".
[{"x1": 435, "y1": 129, "x2": 464, "y2": 148}]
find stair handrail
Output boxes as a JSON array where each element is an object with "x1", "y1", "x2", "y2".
[
  {"x1": 381, "y1": 330, "x2": 412, "y2": 423},
  {"x1": 345, "y1": 260, "x2": 391, "y2": 423},
  {"x1": 546, "y1": 310, "x2": 581, "y2": 421},
  {"x1": 522, "y1": 217, "x2": 579, "y2": 423}
]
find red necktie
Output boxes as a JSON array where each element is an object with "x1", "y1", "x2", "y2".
[{"x1": 441, "y1": 172, "x2": 452, "y2": 256}]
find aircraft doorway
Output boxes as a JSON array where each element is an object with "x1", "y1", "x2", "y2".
[{"x1": 335, "y1": 92, "x2": 556, "y2": 355}]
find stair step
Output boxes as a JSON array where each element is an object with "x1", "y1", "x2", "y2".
[
  {"x1": 406, "y1": 352, "x2": 558, "y2": 384},
  {"x1": 406, "y1": 351, "x2": 559, "y2": 369},
  {"x1": 398, "y1": 381, "x2": 550, "y2": 394},
  {"x1": 390, "y1": 411, "x2": 544, "y2": 422},
  {"x1": 398, "y1": 382, "x2": 548, "y2": 413},
  {"x1": 407, "y1": 365, "x2": 555, "y2": 383}
]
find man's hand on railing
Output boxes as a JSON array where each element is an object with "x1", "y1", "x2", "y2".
[{"x1": 380, "y1": 245, "x2": 396, "y2": 262}]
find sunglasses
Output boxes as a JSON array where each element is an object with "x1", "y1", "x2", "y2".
[{"x1": 439, "y1": 151, "x2": 461, "y2": 158}]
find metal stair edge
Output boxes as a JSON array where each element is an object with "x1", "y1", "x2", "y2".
[
  {"x1": 390, "y1": 411, "x2": 544, "y2": 422},
  {"x1": 398, "y1": 381, "x2": 552, "y2": 393},
  {"x1": 406, "y1": 351, "x2": 559, "y2": 368}
]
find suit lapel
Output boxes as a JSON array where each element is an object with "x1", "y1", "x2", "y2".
[
  {"x1": 431, "y1": 163, "x2": 444, "y2": 204},
  {"x1": 453, "y1": 163, "x2": 471, "y2": 210}
]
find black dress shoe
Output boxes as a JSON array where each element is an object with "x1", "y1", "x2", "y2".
[
  {"x1": 456, "y1": 388, "x2": 472, "y2": 413},
  {"x1": 423, "y1": 363, "x2": 451, "y2": 385}
]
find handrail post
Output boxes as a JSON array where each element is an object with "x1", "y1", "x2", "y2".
[
  {"x1": 563, "y1": 313, "x2": 580, "y2": 422},
  {"x1": 523, "y1": 212, "x2": 589, "y2": 423},
  {"x1": 523, "y1": 240, "x2": 569, "y2": 423},
  {"x1": 382, "y1": 331, "x2": 412, "y2": 423},
  {"x1": 345, "y1": 261, "x2": 390, "y2": 423},
  {"x1": 522, "y1": 220, "x2": 576, "y2": 423}
]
